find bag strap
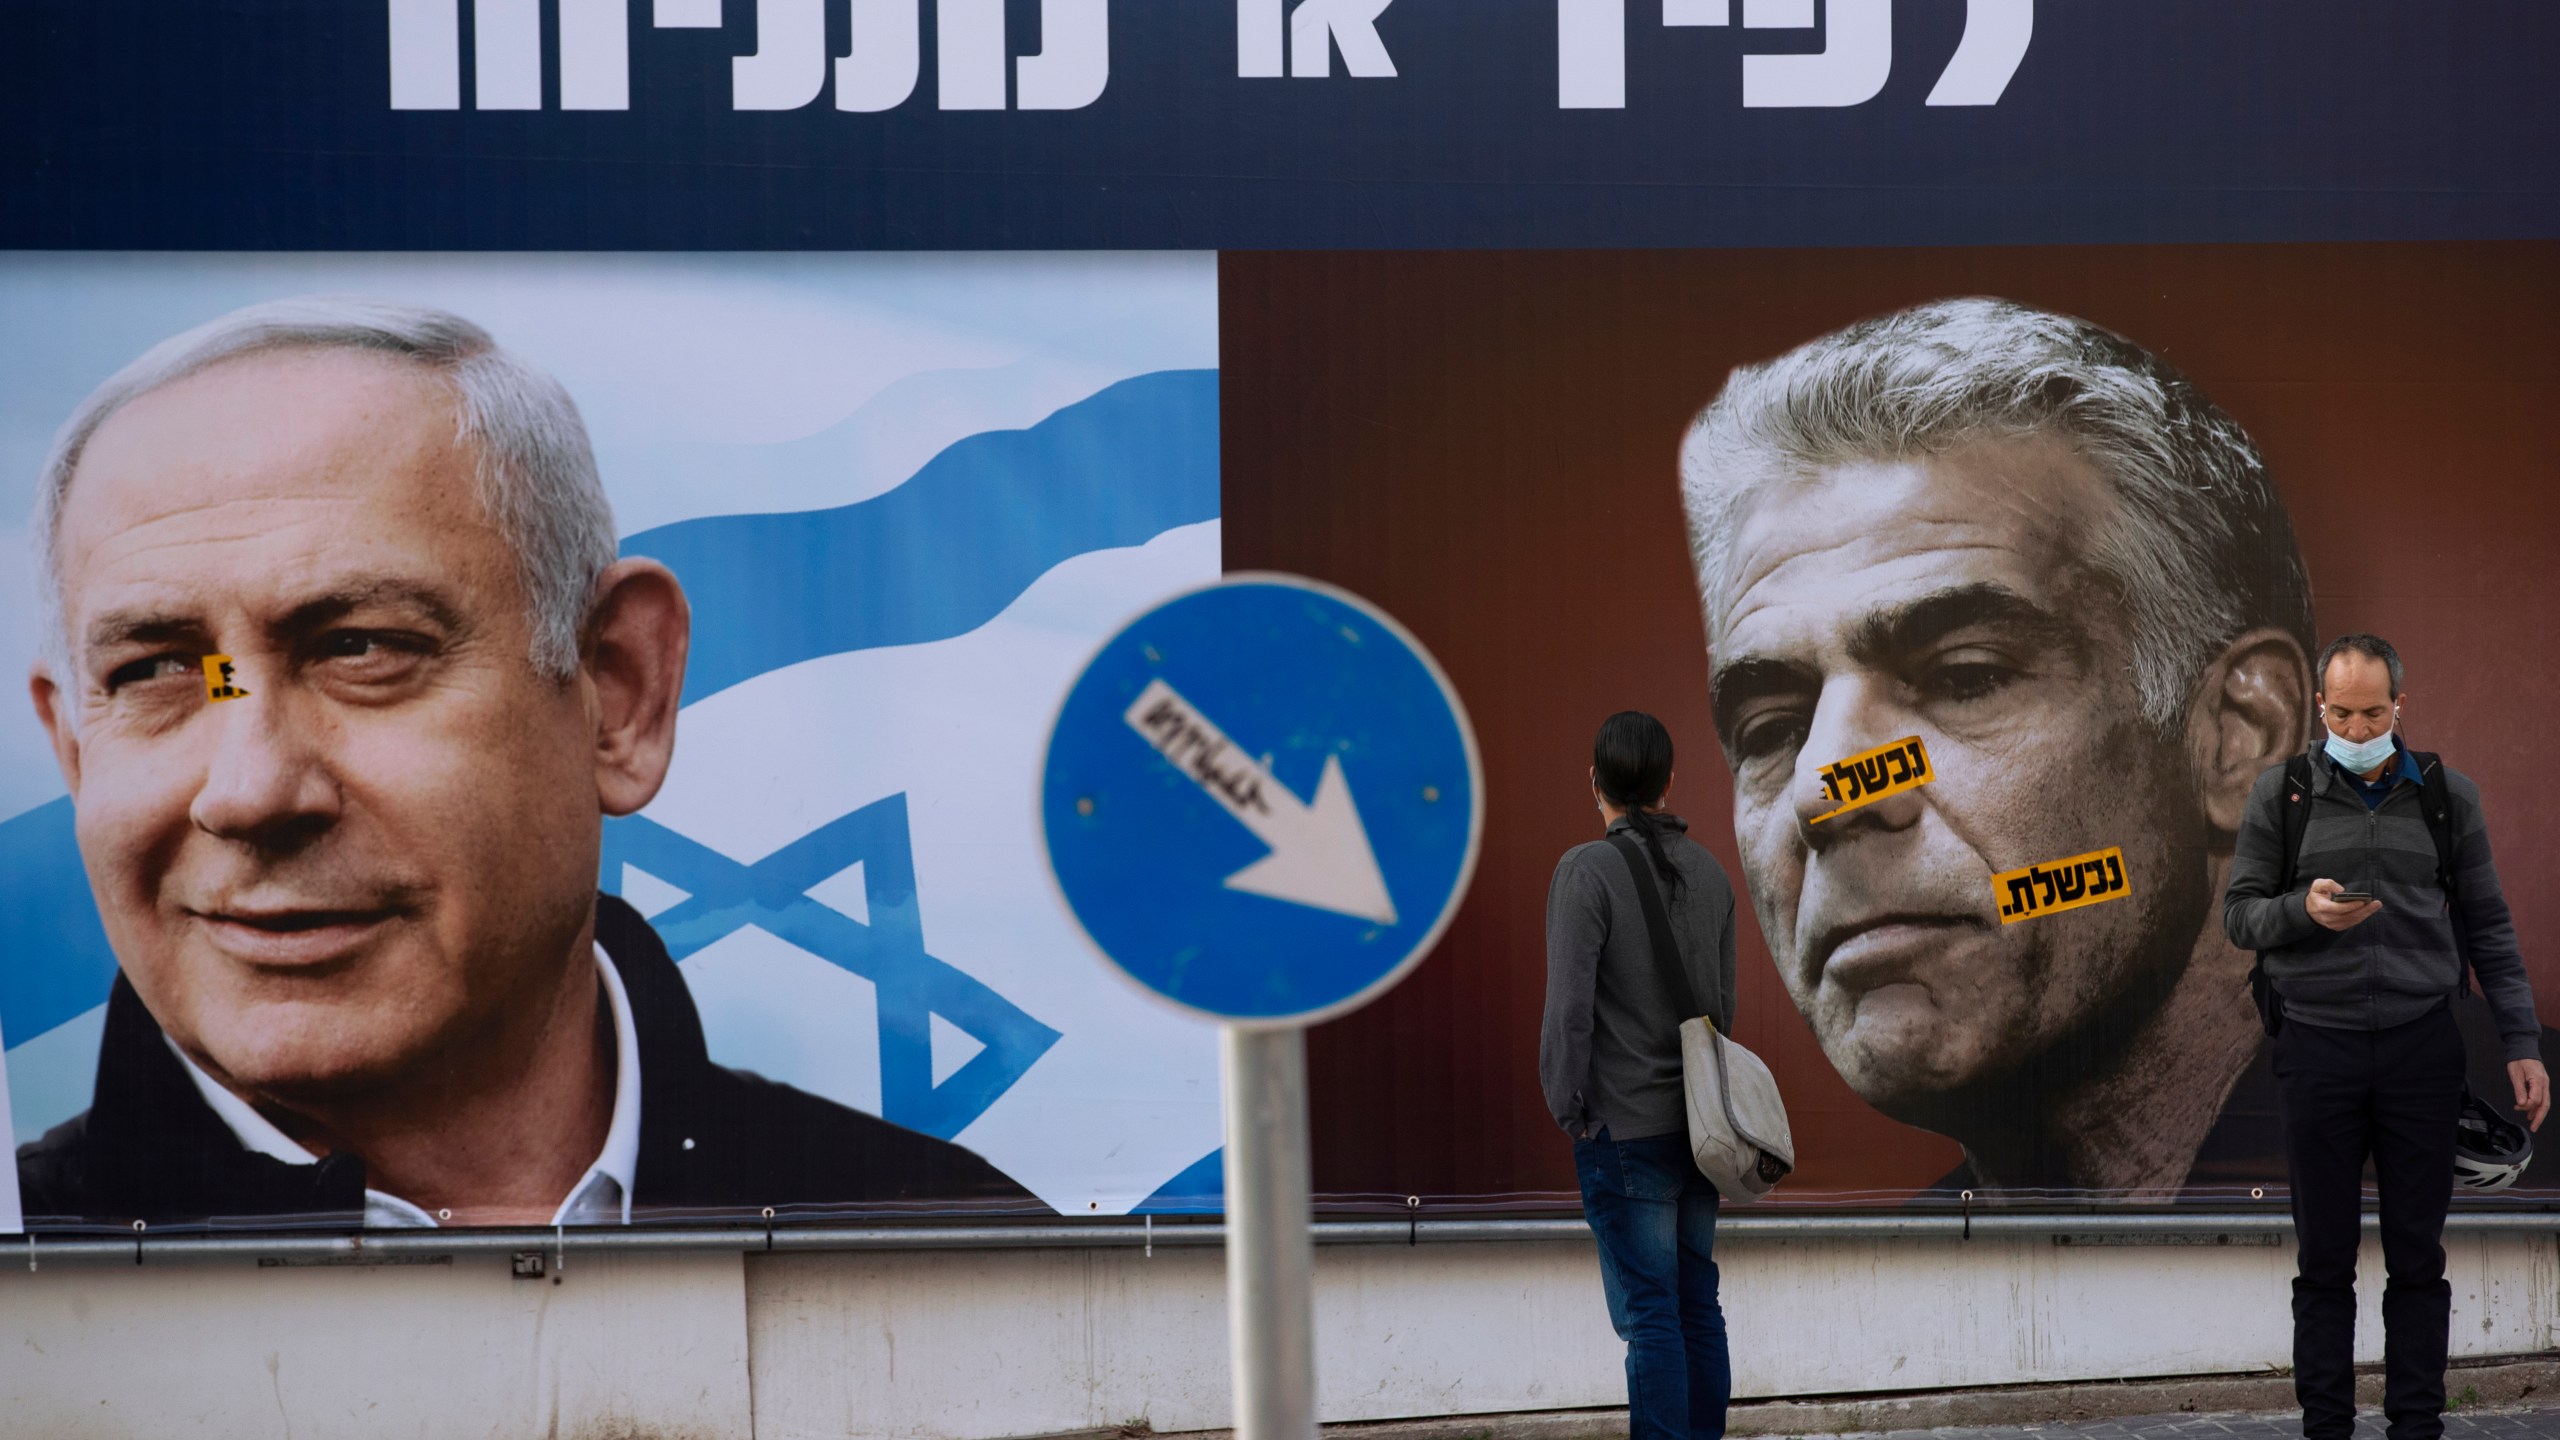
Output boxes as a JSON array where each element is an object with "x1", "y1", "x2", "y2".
[
  {"x1": 2275, "y1": 752, "x2": 2316, "y2": 894},
  {"x1": 2248, "y1": 753, "x2": 2318, "y2": 1035},
  {"x1": 2409, "y1": 749, "x2": 2473, "y2": 995},
  {"x1": 1605, "y1": 831, "x2": 1702, "y2": 1023}
]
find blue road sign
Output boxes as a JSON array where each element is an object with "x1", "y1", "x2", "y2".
[{"x1": 1040, "y1": 575, "x2": 1483, "y2": 1026}]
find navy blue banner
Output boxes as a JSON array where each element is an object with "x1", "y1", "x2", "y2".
[{"x1": 4, "y1": 1, "x2": 2556, "y2": 249}]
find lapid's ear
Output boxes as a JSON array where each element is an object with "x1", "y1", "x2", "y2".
[
  {"x1": 2187, "y1": 627, "x2": 2311, "y2": 836},
  {"x1": 583, "y1": 558, "x2": 691, "y2": 818}
]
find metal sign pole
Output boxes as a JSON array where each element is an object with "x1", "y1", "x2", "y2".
[
  {"x1": 1222, "y1": 1022, "x2": 1317, "y2": 1440},
  {"x1": 1044, "y1": 577, "x2": 1479, "y2": 1440}
]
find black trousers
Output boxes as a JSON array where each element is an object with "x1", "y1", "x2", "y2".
[{"x1": 2275, "y1": 1004, "x2": 2464, "y2": 1440}]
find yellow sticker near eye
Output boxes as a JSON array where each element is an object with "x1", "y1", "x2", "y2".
[
  {"x1": 201, "y1": 655, "x2": 250, "y2": 703},
  {"x1": 1996, "y1": 846, "x2": 2131, "y2": 924},
  {"x1": 1810, "y1": 735, "x2": 1933, "y2": 822}
]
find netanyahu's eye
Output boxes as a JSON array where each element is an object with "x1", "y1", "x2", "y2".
[
  {"x1": 311, "y1": 629, "x2": 433, "y2": 682},
  {"x1": 103, "y1": 654, "x2": 199, "y2": 691}
]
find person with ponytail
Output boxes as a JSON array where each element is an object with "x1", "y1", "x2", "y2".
[{"x1": 1540, "y1": 711, "x2": 1741, "y2": 1440}]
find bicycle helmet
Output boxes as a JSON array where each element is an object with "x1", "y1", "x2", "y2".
[{"x1": 2454, "y1": 1088, "x2": 2533, "y2": 1192}]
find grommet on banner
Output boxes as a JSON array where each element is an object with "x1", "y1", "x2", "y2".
[
  {"x1": 1406, "y1": 1195, "x2": 1422, "y2": 1246},
  {"x1": 762, "y1": 1206, "x2": 777, "y2": 1252},
  {"x1": 132, "y1": 1218, "x2": 146, "y2": 1266},
  {"x1": 1959, "y1": 1189, "x2": 1974, "y2": 1240},
  {"x1": 2251, "y1": 1187, "x2": 2266, "y2": 1200}
]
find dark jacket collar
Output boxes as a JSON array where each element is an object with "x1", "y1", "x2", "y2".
[{"x1": 60, "y1": 894, "x2": 698, "y2": 1229}]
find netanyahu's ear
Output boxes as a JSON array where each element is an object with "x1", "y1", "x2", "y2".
[
  {"x1": 29, "y1": 660, "x2": 82, "y2": 797},
  {"x1": 2187, "y1": 626, "x2": 2311, "y2": 836},
  {"x1": 583, "y1": 558, "x2": 691, "y2": 818}
]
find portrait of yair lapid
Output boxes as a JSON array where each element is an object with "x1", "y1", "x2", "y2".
[
  {"x1": 1678, "y1": 296, "x2": 2556, "y2": 1198},
  {"x1": 1679, "y1": 298, "x2": 2320, "y2": 1199}
]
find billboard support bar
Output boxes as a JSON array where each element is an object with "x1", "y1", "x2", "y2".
[{"x1": 9, "y1": 1211, "x2": 2560, "y2": 1269}]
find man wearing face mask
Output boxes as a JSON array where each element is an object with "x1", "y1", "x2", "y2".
[{"x1": 2225, "y1": 633, "x2": 2549, "y2": 1440}]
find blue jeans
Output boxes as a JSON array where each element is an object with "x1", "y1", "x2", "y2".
[{"x1": 1574, "y1": 1128, "x2": 1731, "y2": 1440}]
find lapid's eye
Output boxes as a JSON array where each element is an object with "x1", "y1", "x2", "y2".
[
  {"x1": 1731, "y1": 711, "x2": 1809, "y2": 764},
  {"x1": 1916, "y1": 651, "x2": 2021, "y2": 705}
]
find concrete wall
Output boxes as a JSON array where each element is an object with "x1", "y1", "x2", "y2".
[
  {"x1": 3, "y1": 1232, "x2": 2555, "y2": 1438},
  {"x1": 0, "y1": 1250, "x2": 754, "y2": 1439}
]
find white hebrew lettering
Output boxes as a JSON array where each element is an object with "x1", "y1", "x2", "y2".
[
  {"x1": 1662, "y1": 0, "x2": 1729, "y2": 24},
  {"x1": 1017, "y1": 0, "x2": 1109, "y2": 110},
  {"x1": 1239, "y1": 0, "x2": 1285, "y2": 77},
  {"x1": 1927, "y1": 0, "x2": 2031, "y2": 105},
  {"x1": 1291, "y1": 0, "x2": 1396, "y2": 78},
  {"x1": 560, "y1": 0, "x2": 631, "y2": 109},
  {"x1": 1557, "y1": 0, "x2": 1625, "y2": 109},
  {"x1": 1742, "y1": 0, "x2": 1887, "y2": 106},
  {"x1": 476, "y1": 0, "x2": 542, "y2": 109},
  {"x1": 655, "y1": 0, "x2": 723, "y2": 26},
  {"x1": 388, "y1": 0, "x2": 460, "y2": 110},
  {"x1": 938, "y1": 0, "x2": 1008, "y2": 108},
  {"x1": 734, "y1": 0, "x2": 827, "y2": 108},
  {"x1": 838, "y1": 0, "x2": 920, "y2": 111},
  {"x1": 1742, "y1": 0, "x2": 1811, "y2": 27}
]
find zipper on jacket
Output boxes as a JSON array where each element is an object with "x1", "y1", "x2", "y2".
[{"x1": 2365, "y1": 806, "x2": 2378, "y2": 1017}]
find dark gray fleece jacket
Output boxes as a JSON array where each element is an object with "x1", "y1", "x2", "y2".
[{"x1": 2223, "y1": 746, "x2": 2540, "y2": 1061}]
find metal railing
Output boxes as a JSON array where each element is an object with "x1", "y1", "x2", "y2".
[{"x1": 10, "y1": 1209, "x2": 2557, "y2": 1269}]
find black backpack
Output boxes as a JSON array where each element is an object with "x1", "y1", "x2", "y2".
[{"x1": 2247, "y1": 748, "x2": 2466, "y2": 1036}]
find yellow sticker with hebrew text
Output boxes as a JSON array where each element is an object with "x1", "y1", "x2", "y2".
[
  {"x1": 1810, "y1": 734, "x2": 1933, "y2": 823},
  {"x1": 201, "y1": 655, "x2": 250, "y2": 703},
  {"x1": 1995, "y1": 846, "x2": 2130, "y2": 924}
]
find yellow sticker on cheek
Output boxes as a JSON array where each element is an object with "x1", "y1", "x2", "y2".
[
  {"x1": 201, "y1": 655, "x2": 251, "y2": 702},
  {"x1": 1810, "y1": 734, "x2": 1933, "y2": 822},
  {"x1": 1995, "y1": 846, "x2": 2130, "y2": 924}
]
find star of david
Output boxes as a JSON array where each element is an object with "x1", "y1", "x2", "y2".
[{"x1": 600, "y1": 793, "x2": 1060, "y2": 1141}]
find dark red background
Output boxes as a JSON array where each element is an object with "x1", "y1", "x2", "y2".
[{"x1": 1219, "y1": 242, "x2": 2560, "y2": 1208}]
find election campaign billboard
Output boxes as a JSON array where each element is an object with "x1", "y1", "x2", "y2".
[
  {"x1": 5, "y1": 4, "x2": 2560, "y2": 1229},
  {"x1": 1226, "y1": 242, "x2": 2560, "y2": 1208},
  {"x1": 0, "y1": 253, "x2": 1227, "y2": 1229}
]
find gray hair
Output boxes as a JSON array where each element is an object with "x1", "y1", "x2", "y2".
[
  {"x1": 2315, "y1": 633, "x2": 2403, "y2": 698},
  {"x1": 37, "y1": 295, "x2": 619, "y2": 683},
  {"x1": 1678, "y1": 297, "x2": 2314, "y2": 731}
]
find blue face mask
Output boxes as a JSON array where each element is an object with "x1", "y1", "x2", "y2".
[{"x1": 2323, "y1": 719, "x2": 2398, "y2": 773}]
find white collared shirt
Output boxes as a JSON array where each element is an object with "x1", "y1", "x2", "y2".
[{"x1": 171, "y1": 944, "x2": 643, "y2": 1228}]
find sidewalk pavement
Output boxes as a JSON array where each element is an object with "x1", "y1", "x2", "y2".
[
  {"x1": 1154, "y1": 1357, "x2": 2560, "y2": 1440},
  {"x1": 1817, "y1": 1402, "x2": 2557, "y2": 1440}
]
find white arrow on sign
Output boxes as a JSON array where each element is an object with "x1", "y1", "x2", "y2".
[{"x1": 1121, "y1": 677, "x2": 1398, "y2": 926}]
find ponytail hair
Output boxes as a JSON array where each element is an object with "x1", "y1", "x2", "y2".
[{"x1": 1594, "y1": 710, "x2": 1681, "y2": 894}]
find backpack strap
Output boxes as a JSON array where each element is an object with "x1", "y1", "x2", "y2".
[
  {"x1": 2249, "y1": 753, "x2": 2319, "y2": 1036},
  {"x1": 1605, "y1": 832, "x2": 1702, "y2": 1023},
  {"x1": 2408, "y1": 749, "x2": 2472, "y2": 995},
  {"x1": 2275, "y1": 752, "x2": 2316, "y2": 894}
]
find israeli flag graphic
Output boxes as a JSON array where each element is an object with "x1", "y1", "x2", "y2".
[{"x1": 0, "y1": 254, "x2": 1227, "y2": 1218}]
